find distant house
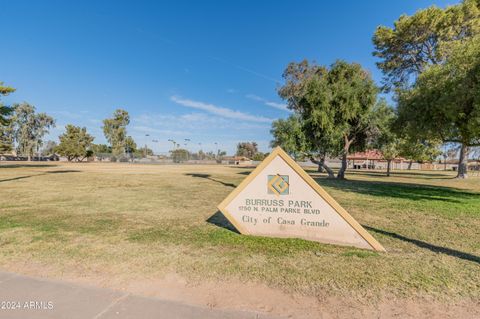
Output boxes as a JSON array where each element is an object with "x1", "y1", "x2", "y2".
[
  {"x1": 222, "y1": 156, "x2": 253, "y2": 165},
  {"x1": 347, "y1": 150, "x2": 414, "y2": 170},
  {"x1": 437, "y1": 159, "x2": 480, "y2": 172},
  {"x1": 469, "y1": 160, "x2": 480, "y2": 175}
]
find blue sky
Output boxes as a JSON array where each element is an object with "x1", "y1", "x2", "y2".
[{"x1": 0, "y1": 0, "x2": 456, "y2": 154}]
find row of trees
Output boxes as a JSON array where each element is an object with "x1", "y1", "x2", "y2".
[
  {"x1": 170, "y1": 148, "x2": 226, "y2": 163},
  {"x1": 0, "y1": 90, "x2": 225, "y2": 162},
  {"x1": 271, "y1": 0, "x2": 480, "y2": 179},
  {"x1": 375, "y1": 0, "x2": 480, "y2": 179},
  {"x1": 0, "y1": 99, "x2": 55, "y2": 160},
  {"x1": 55, "y1": 108, "x2": 155, "y2": 162},
  {"x1": 0, "y1": 91, "x2": 153, "y2": 162}
]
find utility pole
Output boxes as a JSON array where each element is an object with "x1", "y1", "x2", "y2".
[{"x1": 184, "y1": 139, "x2": 190, "y2": 161}]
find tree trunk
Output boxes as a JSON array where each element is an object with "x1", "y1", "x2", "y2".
[
  {"x1": 323, "y1": 163, "x2": 335, "y2": 179},
  {"x1": 317, "y1": 157, "x2": 325, "y2": 173},
  {"x1": 310, "y1": 156, "x2": 335, "y2": 178},
  {"x1": 337, "y1": 153, "x2": 348, "y2": 179},
  {"x1": 386, "y1": 159, "x2": 392, "y2": 177},
  {"x1": 337, "y1": 137, "x2": 352, "y2": 179},
  {"x1": 457, "y1": 144, "x2": 469, "y2": 179},
  {"x1": 408, "y1": 160, "x2": 413, "y2": 170}
]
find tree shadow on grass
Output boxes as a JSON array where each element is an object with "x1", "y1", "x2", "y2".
[
  {"x1": 305, "y1": 169, "x2": 454, "y2": 180},
  {"x1": 46, "y1": 170, "x2": 80, "y2": 174},
  {"x1": 206, "y1": 211, "x2": 480, "y2": 264},
  {"x1": 364, "y1": 225, "x2": 480, "y2": 264},
  {"x1": 184, "y1": 173, "x2": 237, "y2": 188},
  {"x1": 0, "y1": 175, "x2": 40, "y2": 183},
  {"x1": 206, "y1": 213, "x2": 480, "y2": 264},
  {"x1": 0, "y1": 164, "x2": 58, "y2": 169},
  {"x1": 236, "y1": 171, "x2": 251, "y2": 176},
  {"x1": 348, "y1": 170, "x2": 455, "y2": 180},
  {"x1": 314, "y1": 177, "x2": 477, "y2": 204},
  {"x1": 206, "y1": 211, "x2": 240, "y2": 234},
  {"x1": 219, "y1": 165, "x2": 253, "y2": 176},
  {"x1": 0, "y1": 170, "x2": 80, "y2": 183}
]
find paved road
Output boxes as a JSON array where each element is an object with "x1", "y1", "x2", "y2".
[{"x1": 0, "y1": 271, "x2": 283, "y2": 319}]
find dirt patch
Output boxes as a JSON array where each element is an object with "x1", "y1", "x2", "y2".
[
  {"x1": 3, "y1": 263, "x2": 478, "y2": 319},
  {"x1": 112, "y1": 275, "x2": 480, "y2": 319}
]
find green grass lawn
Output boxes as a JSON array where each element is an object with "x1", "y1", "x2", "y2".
[{"x1": 0, "y1": 162, "x2": 479, "y2": 301}]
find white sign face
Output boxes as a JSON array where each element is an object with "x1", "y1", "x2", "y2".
[{"x1": 218, "y1": 147, "x2": 385, "y2": 251}]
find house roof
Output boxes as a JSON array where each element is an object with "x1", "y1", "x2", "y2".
[
  {"x1": 347, "y1": 149, "x2": 406, "y2": 161},
  {"x1": 223, "y1": 156, "x2": 251, "y2": 161}
]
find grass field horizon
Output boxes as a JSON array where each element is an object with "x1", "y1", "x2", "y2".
[{"x1": 0, "y1": 161, "x2": 479, "y2": 303}]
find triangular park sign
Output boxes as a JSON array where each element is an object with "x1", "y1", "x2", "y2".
[{"x1": 218, "y1": 147, "x2": 385, "y2": 251}]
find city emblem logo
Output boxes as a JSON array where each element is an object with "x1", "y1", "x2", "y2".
[{"x1": 267, "y1": 174, "x2": 289, "y2": 195}]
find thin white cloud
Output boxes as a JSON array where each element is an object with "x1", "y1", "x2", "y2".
[
  {"x1": 133, "y1": 112, "x2": 270, "y2": 131},
  {"x1": 246, "y1": 94, "x2": 289, "y2": 112},
  {"x1": 170, "y1": 96, "x2": 273, "y2": 123},
  {"x1": 209, "y1": 56, "x2": 281, "y2": 83}
]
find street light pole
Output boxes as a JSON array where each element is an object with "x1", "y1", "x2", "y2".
[
  {"x1": 144, "y1": 134, "x2": 150, "y2": 159},
  {"x1": 168, "y1": 139, "x2": 176, "y2": 150}
]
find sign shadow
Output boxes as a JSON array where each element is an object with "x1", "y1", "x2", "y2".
[{"x1": 206, "y1": 211, "x2": 240, "y2": 234}]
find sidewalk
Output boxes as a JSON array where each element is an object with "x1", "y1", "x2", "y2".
[{"x1": 0, "y1": 271, "x2": 283, "y2": 319}]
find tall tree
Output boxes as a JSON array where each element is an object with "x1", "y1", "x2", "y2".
[
  {"x1": 56, "y1": 125, "x2": 94, "y2": 161},
  {"x1": 0, "y1": 82, "x2": 15, "y2": 126},
  {"x1": 135, "y1": 145, "x2": 154, "y2": 158},
  {"x1": 278, "y1": 60, "x2": 378, "y2": 179},
  {"x1": 270, "y1": 115, "x2": 306, "y2": 159},
  {"x1": 91, "y1": 144, "x2": 111, "y2": 154},
  {"x1": 171, "y1": 148, "x2": 189, "y2": 163},
  {"x1": 369, "y1": 100, "x2": 400, "y2": 177},
  {"x1": 236, "y1": 142, "x2": 259, "y2": 158},
  {"x1": 396, "y1": 36, "x2": 480, "y2": 178},
  {"x1": 373, "y1": 0, "x2": 480, "y2": 90},
  {"x1": 10, "y1": 103, "x2": 55, "y2": 160},
  {"x1": 277, "y1": 61, "x2": 340, "y2": 177},
  {"x1": 398, "y1": 138, "x2": 441, "y2": 169},
  {"x1": 270, "y1": 114, "x2": 336, "y2": 177},
  {"x1": 0, "y1": 126, "x2": 13, "y2": 154},
  {"x1": 0, "y1": 82, "x2": 16, "y2": 153},
  {"x1": 91, "y1": 143, "x2": 112, "y2": 161},
  {"x1": 252, "y1": 152, "x2": 267, "y2": 161},
  {"x1": 102, "y1": 109, "x2": 130, "y2": 159},
  {"x1": 124, "y1": 136, "x2": 137, "y2": 160}
]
